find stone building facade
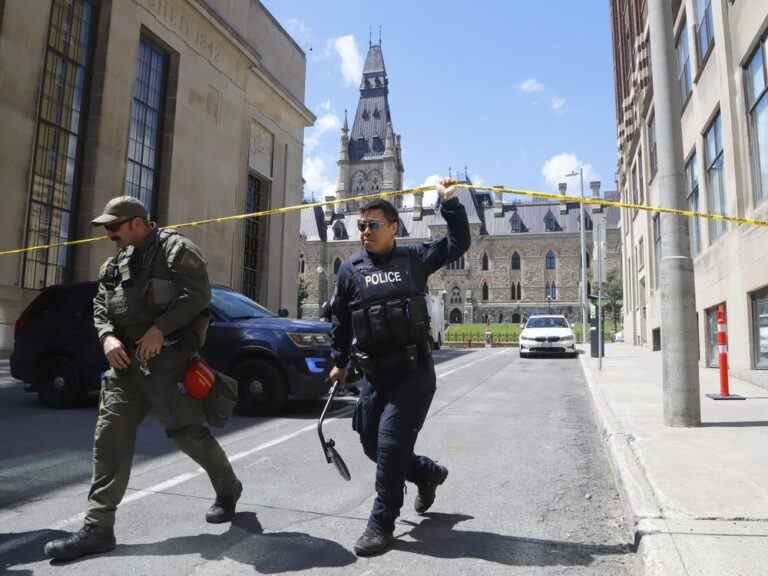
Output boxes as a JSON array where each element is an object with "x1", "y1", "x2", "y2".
[
  {"x1": 610, "y1": 0, "x2": 768, "y2": 384},
  {"x1": 0, "y1": 0, "x2": 315, "y2": 354},
  {"x1": 299, "y1": 42, "x2": 621, "y2": 324}
]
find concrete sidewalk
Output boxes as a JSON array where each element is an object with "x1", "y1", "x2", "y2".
[{"x1": 580, "y1": 343, "x2": 768, "y2": 576}]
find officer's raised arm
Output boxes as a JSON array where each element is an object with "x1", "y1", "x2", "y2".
[
  {"x1": 418, "y1": 179, "x2": 471, "y2": 276},
  {"x1": 328, "y1": 265, "x2": 353, "y2": 385}
]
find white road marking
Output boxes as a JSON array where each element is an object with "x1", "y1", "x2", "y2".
[
  {"x1": 435, "y1": 348, "x2": 510, "y2": 379},
  {"x1": 0, "y1": 407, "x2": 353, "y2": 557}
]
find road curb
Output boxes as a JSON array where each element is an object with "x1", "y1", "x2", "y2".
[{"x1": 578, "y1": 352, "x2": 688, "y2": 576}]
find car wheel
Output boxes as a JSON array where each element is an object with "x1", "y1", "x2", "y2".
[
  {"x1": 233, "y1": 358, "x2": 288, "y2": 416},
  {"x1": 38, "y1": 356, "x2": 82, "y2": 408},
  {"x1": 519, "y1": 350, "x2": 528, "y2": 359}
]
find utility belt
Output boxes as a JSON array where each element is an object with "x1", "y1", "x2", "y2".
[
  {"x1": 352, "y1": 342, "x2": 431, "y2": 376},
  {"x1": 351, "y1": 296, "x2": 429, "y2": 355}
]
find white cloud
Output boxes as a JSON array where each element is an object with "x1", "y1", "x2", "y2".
[
  {"x1": 541, "y1": 153, "x2": 601, "y2": 194},
  {"x1": 520, "y1": 78, "x2": 545, "y2": 93},
  {"x1": 303, "y1": 156, "x2": 337, "y2": 200},
  {"x1": 418, "y1": 175, "x2": 442, "y2": 206},
  {"x1": 551, "y1": 96, "x2": 566, "y2": 111},
  {"x1": 304, "y1": 112, "x2": 341, "y2": 151},
  {"x1": 332, "y1": 35, "x2": 364, "y2": 87},
  {"x1": 319, "y1": 100, "x2": 332, "y2": 112}
]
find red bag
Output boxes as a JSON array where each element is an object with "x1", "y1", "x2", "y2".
[{"x1": 184, "y1": 357, "x2": 215, "y2": 399}]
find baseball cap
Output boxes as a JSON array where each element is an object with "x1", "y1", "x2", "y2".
[{"x1": 91, "y1": 196, "x2": 148, "y2": 226}]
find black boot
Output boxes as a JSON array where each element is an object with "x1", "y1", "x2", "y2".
[
  {"x1": 206, "y1": 478, "x2": 242, "y2": 524},
  {"x1": 44, "y1": 524, "x2": 116, "y2": 561},
  {"x1": 353, "y1": 526, "x2": 392, "y2": 557},
  {"x1": 414, "y1": 464, "x2": 449, "y2": 514}
]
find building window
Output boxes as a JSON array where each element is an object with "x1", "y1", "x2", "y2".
[
  {"x1": 333, "y1": 257, "x2": 342, "y2": 275},
  {"x1": 648, "y1": 112, "x2": 658, "y2": 180},
  {"x1": 450, "y1": 287, "x2": 462, "y2": 304},
  {"x1": 22, "y1": 0, "x2": 95, "y2": 289},
  {"x1": 511, "y1": 251, "x2": 521, "y2": 271},
  {"x1": 752, "y1": 287, "x2": 768, "y2": 369},
  {"x1": 298, "y1": 254, "x2": 305, "y2": 274},
  {"x1": 653, "y1": 214, "x2": 661, "y2": 288},
  {"x1": 447, "y1": 255, "x2": 465, "y2": 270},
  {"x1": 705, "y1": 112, "x2": 727, "y2": 241},
  {"x1": 481, "y1": 282, "x2": 489, "y2": 301},
  {"x1": 546, "y1": 281, "x2": 557, "y2": 301},
  {"x1": 511, "y1": 281, "x2": 521, "y2": 301},
  {"x1": 125, "y1": 37, "x2": 168, "y2": 216},
  {"x1": 705, "y1": 304, "x2": 724, "y2": 368},
  {"x1": 685, "y1": 152, "x2": 701, "y2": 256},
  {"x1": 481, "y1": 252, "x2": 489, "y2": 271},
  {"x1": 449, "y1": 308, "x2": 463, "y2": 324},
  {"x1": 638, "y1": 237, "x2": 645, "y2": 271},
  {"x1": 695, "y1": 0, "x2": 714, "y2": 67},
  {"x1": 544, "y1": 210, "x2": 559, "y2": 232},
  {"x1": 545, "y1": 250, "x2": 556, "y2": 270},
  {"x1": 243, "y1": 175, "x2": 268, "y2": 303},
  {"x1": 510, "y1": 212, "x2": 525, "y2": 233},
  {"x1": 638, "y1": 149, "x2": 645, "y2": 204},
  {"x1": 676, "y1": 19, "x2": 692, "y2": 105},
  {"x1": 332, "y1": 220, "x2": 347, "y2": 240},
  {"x1": 585, "y1": 251, "x2": 591, "y2": 270},
  {"x1": 746, "y1": 38, "x2": 768, "y2": 204}
]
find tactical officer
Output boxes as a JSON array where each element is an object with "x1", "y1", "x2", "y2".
[
  {"x1": 328, "y1": 181, "x2": 470, "y2": 556},
  {"x1": 45, "y1": 197, "x2": 242, "y2": 561}
]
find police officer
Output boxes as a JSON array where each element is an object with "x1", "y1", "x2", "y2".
[
  {"x1": 44, "y1": 197, "x2": 242, "y2": 561},
  {"x1": 329, "y1": 181, "x2": 470, "y2": 556}
]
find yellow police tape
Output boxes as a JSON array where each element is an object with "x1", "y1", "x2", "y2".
[{"x1": 2, "y1": 183, "x2": 767, "y2": 258}]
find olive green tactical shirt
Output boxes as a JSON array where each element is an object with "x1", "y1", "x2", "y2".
[{"x1": 93, "y1": 228, "x2": 211, "y2": 348}]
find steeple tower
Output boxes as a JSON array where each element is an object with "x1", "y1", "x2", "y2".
[{"x1": 336, "y1": 38, "x2": 403, "y2": 211}]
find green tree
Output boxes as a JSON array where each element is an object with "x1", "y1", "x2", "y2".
[
  {"x1": 296, "y1": 276, "x2": 309, "y2": 319},
  {"x1": 604, "y1": 270, "x2": 623, "y2": 330}
]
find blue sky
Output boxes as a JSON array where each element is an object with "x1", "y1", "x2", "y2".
[{"x1": 262, "y1": 1, "x2": 618, "y2": 204}]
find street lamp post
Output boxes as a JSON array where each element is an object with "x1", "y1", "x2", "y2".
[{"x1": 565, "y1": 168, "x2": 588, "y2": 347}]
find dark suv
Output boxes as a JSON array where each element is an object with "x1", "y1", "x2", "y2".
[{"x1": 11, "y1": 283, "x2": 332, "y2": 415}]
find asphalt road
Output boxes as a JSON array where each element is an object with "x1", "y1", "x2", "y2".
[{"x1": 0, "y1": 349, "x2": 636, "y2": 575}]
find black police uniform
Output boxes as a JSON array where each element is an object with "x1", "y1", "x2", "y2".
[{"x1": 330, "y1": 196, "x2": 470, "y2": 534}]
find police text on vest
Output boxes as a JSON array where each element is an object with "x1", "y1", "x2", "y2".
[{"x1": 364, "y1": 271, "x2": 402, "y2": 287}]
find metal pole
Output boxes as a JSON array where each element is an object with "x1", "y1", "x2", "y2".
[
  {"x1": 597, "y1": 219, "x2": 603, "y2": 370},
  {"x1": 648, "y1": 0, "x2": 701, "y2": 426},
  {"x1": 579, "y1": 167, "x2": 588, "y2": 347}
]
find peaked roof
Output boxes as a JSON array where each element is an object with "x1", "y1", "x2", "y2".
[
  {"x1": 349, "y1": 43, "x2": 394, "y2": 162},
  {"x1": 362, "y1": 44, "x2": 386, "y2": 76}
]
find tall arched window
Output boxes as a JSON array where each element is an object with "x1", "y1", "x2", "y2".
[
  {"x1": 517, "y1": 282, "x2": 522, "y2": 300},
  {"x1": 546, "y1": 281, "x2": 557, "y2": 300},
  {"x1": 586, "y1": 251, "x2": 591, "y2": 269},
  {"x1": 298, "y1": 254, "x2": 305, "y2": 274},
  {"x1": 545, "y1": 250, "x2": 556, "y2": 270},
  {"x1": 544, "y1": 210, "x2": 559, "y2": 232},
  {"x1": 482, "y1": 253, "x2": 489, "y2": 271},
  {"x1": 450, "y1": 286, "x2": 462, "y2": 304},
  {"x1": 482, "y1": 281, "x2": 489, "y2": 301},
  {"x1": 450, "y1": 308, "x2": 463, "y2": 324},
  {"x1": 447, "y1": 255, "x2": 465, "y2": 270},
  {"x1": 511, "y1": 281, "x2": 521, "y2": 301},
  {"x1": 511, "y1": 252, "x2": 521, "y2": 271},
  {"x1": 333, "y1": 257, "x2": 342, "y2": 275}
]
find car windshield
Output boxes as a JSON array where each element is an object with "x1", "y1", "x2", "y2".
[
  {"x1": 526, "y1": 317, "x2": 568, "y2": 329},
  {"x1": 211, "y1": 288, "x2": 275, "y2": 320}
]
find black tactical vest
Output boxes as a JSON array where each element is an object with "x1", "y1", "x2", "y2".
[{"x1": 347, "y1": 247, "x2": 430, "y2": 355}]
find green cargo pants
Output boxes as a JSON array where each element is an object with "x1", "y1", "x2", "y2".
[{"x1": 84, "y1": 340, "x2": 238, "y2": 528}]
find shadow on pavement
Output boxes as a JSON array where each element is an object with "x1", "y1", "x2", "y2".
[
  {"x1": 392, "y1": 513, "x2": 634, "y2": 567},
  {"x1": 1, "y1": 529, "x2": 69, "y2": 575},
  {"x1": 101, "y1": 512, "x2": 357, "y2": 573}
]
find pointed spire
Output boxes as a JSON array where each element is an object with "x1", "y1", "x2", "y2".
[
  {"x1": 342, "y1": 109, "x2": 349, "y2": 134},
  {"x1": 379, "y1": 25, "x2": 382, "y2": 46}
]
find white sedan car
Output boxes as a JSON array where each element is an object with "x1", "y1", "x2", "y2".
[{"x1": 519, "y1": 315, "x2": 577, "y2": 358}]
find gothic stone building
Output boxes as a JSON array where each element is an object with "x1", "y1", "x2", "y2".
[{"x1": 299, "y1": 42, "x2": 621, "y2": 324}]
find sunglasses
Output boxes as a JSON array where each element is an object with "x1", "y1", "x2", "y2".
[
  {"x1": 104, "y1": 218, "x2": 131, "y2": 232},
  {"x1": 357, "y1": 220, "x2": 386, "y2": 233}
]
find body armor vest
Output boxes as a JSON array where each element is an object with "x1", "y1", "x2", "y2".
[
  {"x1": 102, "y1": 229, "x2": 208, "y2": 347},
  {"x1": 347, "y1": 247, "x2": 430, "y2": 355}
]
